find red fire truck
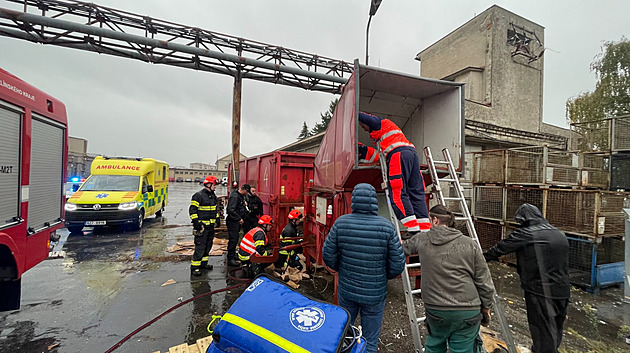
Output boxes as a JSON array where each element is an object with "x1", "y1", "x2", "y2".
[{"x1": 0, "y1": 68, "x2": 67, "y2": 311}]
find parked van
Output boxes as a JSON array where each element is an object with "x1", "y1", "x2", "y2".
[{"x1": 65, "y1": 156, "x2": 169, "y2": 232}]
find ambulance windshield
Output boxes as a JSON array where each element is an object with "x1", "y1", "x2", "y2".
[{"x1": 79, "y1": 175, "x2": 141, "y2": 192}]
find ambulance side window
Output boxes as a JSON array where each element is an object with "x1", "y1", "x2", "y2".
[
  {"x1": 142, "y1": 177, "x2": 149, "y2": 194},
  {"x1": 162, "y1": 166, "x2": 166, "y2": 180}
]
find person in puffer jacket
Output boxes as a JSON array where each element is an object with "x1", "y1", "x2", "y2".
[{"x1": 323, "y1": 183, "x2": 405, "y2": 353}]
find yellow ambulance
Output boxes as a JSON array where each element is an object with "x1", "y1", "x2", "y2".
[{"x1": 64, "y1": 156, "x2": 169, "y2": 232}]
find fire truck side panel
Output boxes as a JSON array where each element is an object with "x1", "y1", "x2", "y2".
[{"x1": 0, "y1": 68, "x2": 68, "y2": 311}]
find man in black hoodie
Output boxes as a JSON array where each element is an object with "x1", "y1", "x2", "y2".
[
  {"x1": 484, "y1": 203, "x2": 570, "y2": 353},
  {"x1": 226, "y1": 184, "x2": 250, "y2": 267}
]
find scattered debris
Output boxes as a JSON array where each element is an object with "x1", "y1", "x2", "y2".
[
  {"x1": 47, "y1": 343, "x2": 60, "y2": 350},
  {"x1": 167, "y1": 239, "x2": 228, "y2": 256},
  {"x1": 481, "y1": 326, "x2": 521, "y2": 353},
  {"x1": 161, "y1": 279, "x2": 176, "y2": 287}
]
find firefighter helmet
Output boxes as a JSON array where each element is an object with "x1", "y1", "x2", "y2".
[
  {"x1": 258, "y1": 215, "x2": 274, "y2": 225},
  {"x1": 288, "y1": 209, "x2": 302, "y2": 220},
  {"x1": 203, "y1": 175, "x2": 220, "y2": 186}
]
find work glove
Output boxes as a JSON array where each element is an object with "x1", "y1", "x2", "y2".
[
  {"x1": 357, "y1": 143, "x2": 368, "y2": 160},
  {"x1": 192, "y1": 220, "x2": 203, "y2": 231}
]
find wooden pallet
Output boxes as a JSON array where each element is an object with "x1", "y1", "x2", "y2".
[{"x1": 152, "y1": 336, "x2": 212, "y2": 353}]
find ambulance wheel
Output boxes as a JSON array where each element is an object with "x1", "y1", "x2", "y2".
[
  {"x1": 156, "y1": 203, "x2": 164, "y2": 218},
  {"x1": 133, "y1": 210, "x2": 145, "y2": 230},
  {"x1": 68, "y1": 225, "x2": 83, "y2": 234}
]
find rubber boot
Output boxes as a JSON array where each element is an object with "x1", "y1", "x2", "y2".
[
  {"x1": 200, "y1": 261, "x2": 214, "y2": 270},
  {"x1": 191, "y1": 266, "x2": 202, "y2": 277}
]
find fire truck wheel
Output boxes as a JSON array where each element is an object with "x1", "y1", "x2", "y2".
[
  {"x1": 68, "y1": 225, "x2": 83, "y2": 234},
  {"x1": 156, "y1": 203, "x2": 165, "y2": 218},
  {"x1": 133, "y1": 210, "x2": 145, "y2": 231}
]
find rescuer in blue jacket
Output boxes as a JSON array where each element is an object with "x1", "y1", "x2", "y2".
[
  {"x1": 357, "y1": 111, "x2": 430, "y2": 235},
  {"x1": 323, "y1": 183, "x2": 405, "y2": 353}
]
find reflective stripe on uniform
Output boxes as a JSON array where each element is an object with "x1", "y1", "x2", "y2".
[
  {"x1": 383, "y1": 141, "x2": 414, "y2": 156},
  {"x1": 378, "y1": 129, "x2": 404, "y2": 143},
  {"x1": 191, "y1": 200, "x2": 200, "y2": 207},
  {"x1": 254, "y1": 240, "x2": 265, "y2": 247},
  {"x1": 190, "y1": 214, "x2": 199, "y2": 220},
  {"x1": 240, "y1": 238, "x2": 257, "y2": 254},
  {"x1": 201, "y1": 219, "x2": 216, "y2": 225},
  {"x1": 198, "y1": 205, "x2": 216, "y2": 211},
  {"x1": 221, "y1": 313, "x2": 310, "y2": 353},
  {"x1": 201, "y1": 256, "x2": 209, "y2": 262},
  {"x1": 191, "y1": 260, "x2": 201, "y2": 266}
]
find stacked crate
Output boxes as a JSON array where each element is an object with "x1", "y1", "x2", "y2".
[
  {"x1": 471, "y1": 150, "x2": 505, "y2": 256},
  {"x1": 580, "y1": 153, "x2": 609, "y2": 189}
]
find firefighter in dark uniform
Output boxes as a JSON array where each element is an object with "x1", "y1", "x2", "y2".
[
  {"x1": 189, "y1": 175, "x2": 221, "y2": 276},
  {"x1": 243, "y1": 186, "x2": 263, "y2": 234},
  {"x1": 238, "y1": 214, "x2": 274, "y2": 278},
  {"x1": 226, "y1": 184, "x2": 250, "y2": 267},
  {"x1": 274, "y1": 209, "x2": 304, "y2": 270}
]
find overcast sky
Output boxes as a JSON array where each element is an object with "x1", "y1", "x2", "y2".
[{"x1": 1, "y1": 0, "x2": 628, "y2": 167}]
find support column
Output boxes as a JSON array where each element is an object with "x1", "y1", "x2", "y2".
[{"x1": 232, "y1": 74, "x2": 242, "y2": 185}]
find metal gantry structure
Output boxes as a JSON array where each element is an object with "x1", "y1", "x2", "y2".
[{"x1": 0, "y1": 0, "x2": 353, "y2": 172}]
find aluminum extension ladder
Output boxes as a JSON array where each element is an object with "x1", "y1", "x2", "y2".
[
  {"x1": 424, "y1": 146, "x2": 518, "y2": 353},
  {"x1": 375, "y1": 146, "x2": 424, "y2": 352}
]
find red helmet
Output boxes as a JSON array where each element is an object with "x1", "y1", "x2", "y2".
[
  {"x1": 288, "y1": 209, "x2": 302, "y2": 220},
  {"x1": 258, "y1": 215, "x2": 274, "y2": 225},
  {"x1": 203, "y1": 175, "x2": 220, "y2": 186}
]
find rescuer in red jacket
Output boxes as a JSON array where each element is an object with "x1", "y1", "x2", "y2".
[
  {"x1": 357, "y1": 112, "x2": 430, "y2": 234},
  {"x1": 237, "y1": 214, "x2": 274, "y2": 278}
]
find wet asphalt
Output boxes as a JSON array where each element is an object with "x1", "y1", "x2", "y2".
[
  {"x1": 1, "y1": 183, "x2": 630, "y2": 352},
  {"x1": 0, "y1": 183, "x2": 246, "y2": 353}
]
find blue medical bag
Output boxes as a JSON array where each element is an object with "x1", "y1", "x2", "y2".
[{"x1": 207, "y1": 274, "x2": 366, "y2": 353}]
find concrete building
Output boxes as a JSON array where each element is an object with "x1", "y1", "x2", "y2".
[
  {"x1": 67, "y1": 137, "x2": 95, "y2": 179},
  {"x1": 416, "y1": 5, "x2": 570, "y2": 155},
  {"x1": 190, "y1": 162, "x2": 217, "y2": 170},
  {"x1": 215, "y1": 153, "x2": 247, "y2": 180},
  {"x1": 169, "y1": 167, "x2": 221, "y2": 183}
]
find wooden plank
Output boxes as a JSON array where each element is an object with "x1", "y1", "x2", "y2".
[
  {"x1": 196, "y1": 336, "x2": 213, "y2": 352},
  {"x1": 169, "y1": 343, "x2": 190, "y2": 353},
  {"x1": 187, "y1": 345, "x2": 200, "y2": 353}
]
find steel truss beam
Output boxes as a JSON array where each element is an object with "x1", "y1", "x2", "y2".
[{"x1": 0, "y1": 0, "x2": 352, "y2": 93}]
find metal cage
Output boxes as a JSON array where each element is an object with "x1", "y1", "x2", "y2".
[
  {"x1": 473, "y1": 150, "x2": 505, "y2": 184},
  {"x1": 506, "y1": 146, "x2": 545, "y2": 185},
  {"x1": 567, "y1": 235, "x2": 625, "y2": 292},
  {"x1": 473, "y1": 220, "x2": 502, "y2": 251},
  {"x1": 505, "y1": 187, "x2": 544, "y2": 223},
  {"x1": 472, "y1": 186, "x2": 504, "y2": 221}
]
